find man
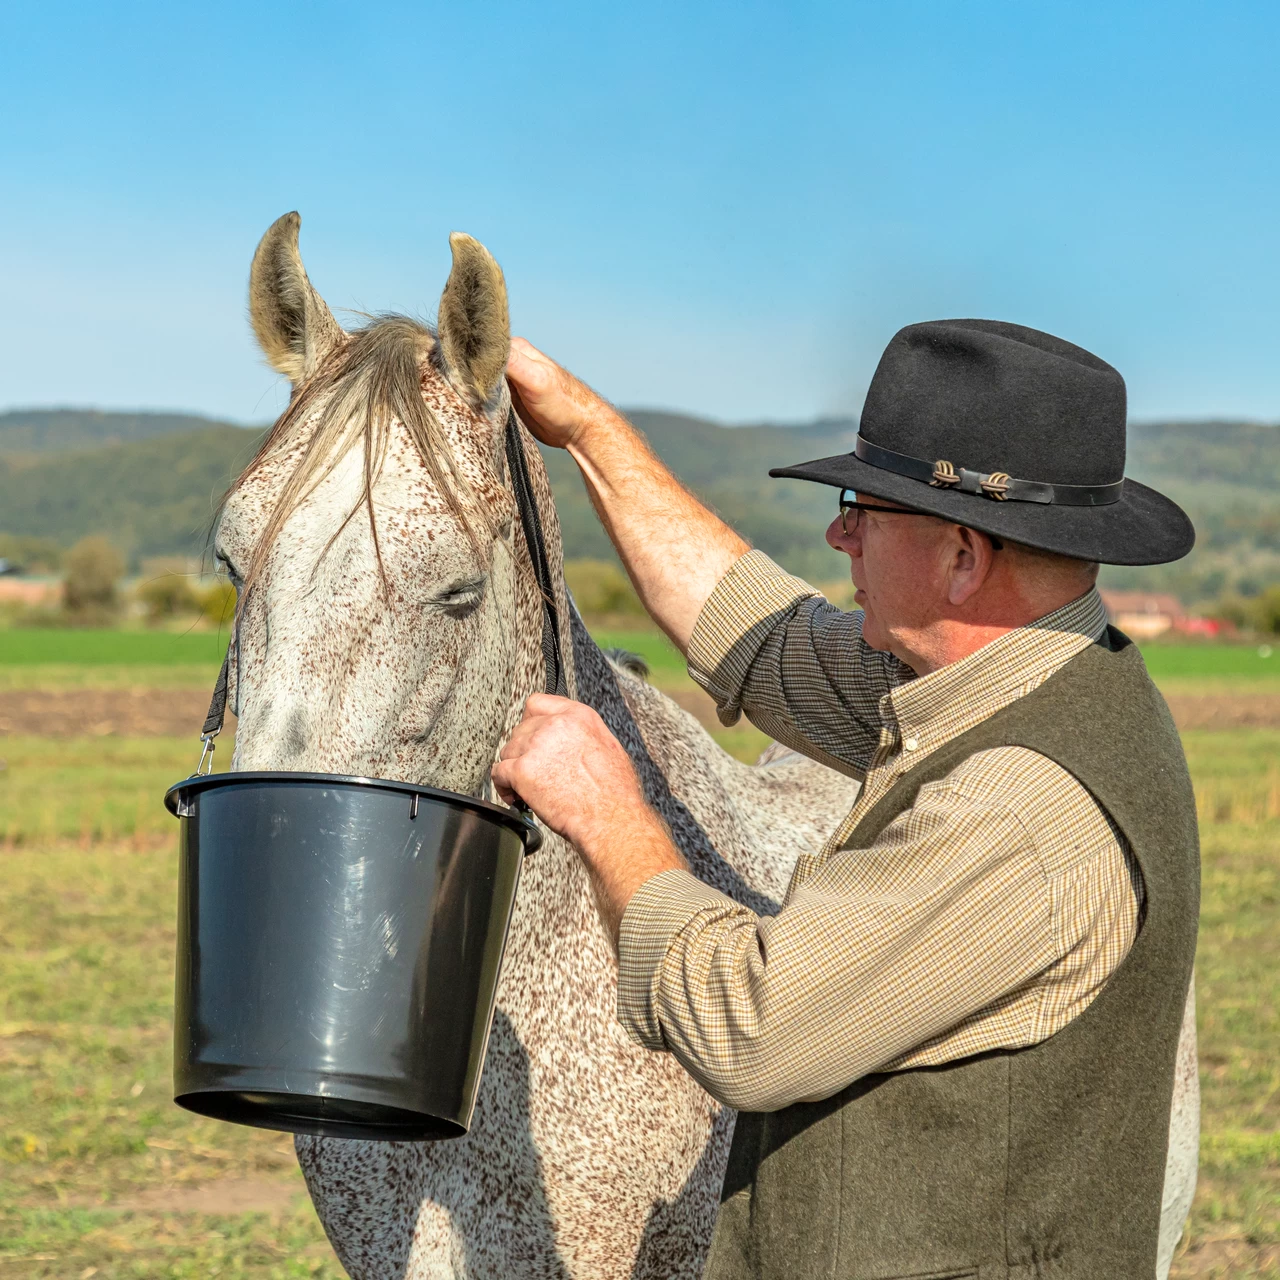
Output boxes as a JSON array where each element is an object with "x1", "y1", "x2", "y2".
[{"x1": 492, "y1": 320, "x2": 1200, "y2": 1279}]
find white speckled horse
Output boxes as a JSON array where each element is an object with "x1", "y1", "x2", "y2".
[{"x1": 216, "y1": 213, "x2": 1197, "y2": 1279}]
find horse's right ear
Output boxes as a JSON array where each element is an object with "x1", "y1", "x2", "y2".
[
  {"x1": 248, "y1": 212, "x2": 343, "y2": 385},
  {"x1": 437, "y1": 232, "x2": 509, "y2": 407}
]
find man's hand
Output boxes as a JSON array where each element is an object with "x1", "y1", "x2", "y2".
[
  {"x1": 504, "y1": 339, "x2": 748, "y2": 653},
  {"x1": 492, "y1": 694, "x2": 641, "y2": 845},
  {"x1": 506, "y1": 338, "x2": 615, "y2": 451},
  {"x1": 492, "y1": 694, "x2": 687, "y2": 943}
]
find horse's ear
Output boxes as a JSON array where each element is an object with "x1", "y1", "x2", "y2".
[
  {"x1": 248, "y1": 211, "x2": 343, "y2": 385},
  {"x1": 437, "y1": 232, "x2": 509, "y2": 405}
]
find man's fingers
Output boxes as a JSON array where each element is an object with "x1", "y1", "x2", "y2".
[
  {"x1": 510, "y1": 336, "x2": 551, "y2": 367},
  {"x1": 491, "y1": 759, "x2": 522, "y2": 804},
  {"x1": 498, "y1": 694, "x2": 573, "y2": 760},
  {"x1": 507, "y1": 339, "x2": 557, "y2": 397},
  {"x1": 498, "y1": 728, "x2": 540, "y2": 763},
  {"x1": 525, "y1": 692, "x2": 574, "y2": 716},
  {"x1": 505, "y1": 342, "x2": 595, "y2": 451}
]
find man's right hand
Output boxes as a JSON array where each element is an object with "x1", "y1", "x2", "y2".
[
  {"x1": 507, "y1": 337, "x2": 613, "y2": 450},
  {"x1": 502, "y1": 335, "x2": 750, "y2": 653}
]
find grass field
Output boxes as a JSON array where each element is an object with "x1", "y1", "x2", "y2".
[
  {"x1": 5, "y1": 623, "x2": 1276, "y2": 682},
  {"x1": 0, "y1": 630, "x2": 232, "y2": 666},
  {"x1": 1143, "y1": 641, "x2": 1280, "y2": 689},
  {"x1": 0, "y1": 840, "x2": 338, "y2": 1277},
  {"x1": 0, "y1": 630, "x2": 227, "y2": 693},
  {"x1": 0, "y1": 628, "x2": 1277, "y2": 1276}
]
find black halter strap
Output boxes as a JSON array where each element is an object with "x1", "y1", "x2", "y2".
[
  {"x1": 503, "y1": 405, "x2": 568, "y2": 699},
  {"x1": 197, "y1": 405, "x2": 567, "y2": 765}
]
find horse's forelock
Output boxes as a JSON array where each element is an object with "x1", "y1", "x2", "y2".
[{"x1": 220, "y1": 314, "x2": 492, "y2": 605}]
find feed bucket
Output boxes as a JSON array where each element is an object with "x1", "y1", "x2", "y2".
[{"x1": 164, "y1": 771, "x2": 539, "y2": 1141}]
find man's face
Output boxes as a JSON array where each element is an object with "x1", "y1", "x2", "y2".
[{"x1": 825, "y1": 495, "x2": 948, "y2": 659}]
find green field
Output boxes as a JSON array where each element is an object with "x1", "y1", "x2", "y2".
[
  {"x1": 0, "y1": 739, "x2": 226, "y2": 849},
  {"x1": 1143, "y1": 642, "x2": 1280, "y2": 687},
  {"x1": 590, "y1": 627, "x2": 689, "y2": 680},
  {"x1": 1, "y1": 817, "x2": 336, "y2": 1277},
  {"x1": 4, "y1": 624, "x2": 1277, "y2": 692},
  {"x1": 0, "y1": 629, "x2": 231, "y2": 666}
]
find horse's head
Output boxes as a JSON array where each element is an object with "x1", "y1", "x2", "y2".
[{"x1": 218, "y1": 212, "x2": 560, "y2": 792}]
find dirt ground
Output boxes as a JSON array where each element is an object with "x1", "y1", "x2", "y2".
[
  {"x1": 2, "y1": 685, "x2": 1280, "y2": 736},
  {"x1": 31, "y1": 1177, "x2": 302, "y2": 1215},
  {"x1": 0, "y1": 689, "x2": 221, "y2": 737}
]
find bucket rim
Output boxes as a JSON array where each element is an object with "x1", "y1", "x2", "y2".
[{"x1": 164, "y1": 769, "x2": 538, "y2": 847}]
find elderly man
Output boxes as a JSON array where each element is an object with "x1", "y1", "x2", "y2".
[{"x1": 493, "y1": 320, "x2": 1199, "y2": 1280}]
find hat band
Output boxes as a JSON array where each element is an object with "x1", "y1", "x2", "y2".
[{"x1": 854, "y1": 436, "x2": 1124, "y2": 506}]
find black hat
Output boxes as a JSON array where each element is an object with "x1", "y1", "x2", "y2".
[{"x1": 771, "y1": 320, "x2": 1193, "y2": 565}]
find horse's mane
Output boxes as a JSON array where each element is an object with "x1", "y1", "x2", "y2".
[{"x1": 220, "y1": 315, "x2": 483, "y2": 600}]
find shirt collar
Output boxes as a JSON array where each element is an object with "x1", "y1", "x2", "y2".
[{"x1": 881, "y1": 587, "x2": 1109, "y2": 745}]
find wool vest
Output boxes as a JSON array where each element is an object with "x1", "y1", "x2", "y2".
[{"x1": 704, "y1": 629, "x2": 1200, "y2": 1280}]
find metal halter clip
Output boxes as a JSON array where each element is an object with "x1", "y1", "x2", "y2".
[{"x1": 196, "y1": 731, "x2": 219, "y2": 776}]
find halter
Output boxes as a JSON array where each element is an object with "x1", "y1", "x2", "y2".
[{"x1": 196, "y1": 405, "x2": 567, "y2": 773}]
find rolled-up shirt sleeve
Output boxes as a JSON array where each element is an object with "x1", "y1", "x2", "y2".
[
  {"x1": 686, "y1": 549, "x2": 911, "y2": 776},
  {"x1": 617, "y1": 770, "x2": 1058, "y2": 1112}
]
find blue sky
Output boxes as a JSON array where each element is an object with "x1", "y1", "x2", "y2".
[{"x1": 2, "y1": 0, "x2": 1277, "y2": 425}]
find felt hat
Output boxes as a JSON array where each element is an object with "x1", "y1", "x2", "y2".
[{"x1": 771, "y1": 320, "x2": 1194, "y2": 565}]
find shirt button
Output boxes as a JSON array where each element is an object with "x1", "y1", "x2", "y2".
[{"x1": 903, "y1": 736, "x2": 919, "y2": 751}]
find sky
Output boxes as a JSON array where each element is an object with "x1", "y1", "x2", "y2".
[{"x1": 2, "y1": 0, "x2": 1278, "y2": 426}]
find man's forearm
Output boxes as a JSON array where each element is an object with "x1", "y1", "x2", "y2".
[
  {"x1": 568, "y1": 406, "x2": 748, "y2": 653},
  {"x1": 577, "y1": 804, "x2": 689, "y2": 948}
]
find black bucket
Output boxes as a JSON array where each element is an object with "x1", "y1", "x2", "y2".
[{"x1": 164, "y1": 771, "x2": 540, "y2": 1141}]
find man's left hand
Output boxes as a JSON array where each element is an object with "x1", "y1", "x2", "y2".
[{"x1": 492, "y1": 694, "x2": 687, "y2": 942}]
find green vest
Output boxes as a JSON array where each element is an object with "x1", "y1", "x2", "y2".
[{"x1": 705, "y1": 629, "x2": 1200, "y2": 1280}]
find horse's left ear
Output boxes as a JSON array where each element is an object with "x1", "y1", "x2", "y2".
[
  {"x1": 248, "y1": 212, "x2": 343, "y2": 386},
  {"x1": 438, "y1": 232, "x2": 510, "y2": 405}
]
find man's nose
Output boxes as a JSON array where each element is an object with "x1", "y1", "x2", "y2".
[{"x1": 826, "y1": 514, "x2": 857, "y2": 553}]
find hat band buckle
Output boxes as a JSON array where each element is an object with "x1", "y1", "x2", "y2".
[{"x1": 931, "y1": 461, "x2": 1011, "y2": 500}]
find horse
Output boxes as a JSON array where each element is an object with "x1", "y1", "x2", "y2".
[{"x1": 215, "y1": 212, "x2": 1197, "y2": 1278}]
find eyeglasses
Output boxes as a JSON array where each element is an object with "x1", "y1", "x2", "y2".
[
  {"x1": 837, "y1": 490, "x2": 1003, "y2": 550},
  {"x1": 837, "y1": 490, "x2": 937, "y2": 536}
]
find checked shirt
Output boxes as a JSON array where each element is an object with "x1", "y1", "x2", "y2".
[{"x1": 617, "y1": 550, "x2": 1144, "y2": 1112}]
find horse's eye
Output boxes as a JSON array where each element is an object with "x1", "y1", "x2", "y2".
[
  {"x1": 215, "y1": 550, "x2": 242, "y2": 583},
  {"x1": 433, "y1": 577, "x2": 486, "y2": 618}
]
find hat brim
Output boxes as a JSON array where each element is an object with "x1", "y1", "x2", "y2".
[{"x1": 769, "y1": 452, "x2": 1194, "y2": 566}]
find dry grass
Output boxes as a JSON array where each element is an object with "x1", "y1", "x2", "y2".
[
  {"x1": 0, "y1": 843, "x2": 340, "y2": 1277},
  {"x1": 1172, "y1": 814, "x2": 1280, "y2": 1278},
  {"x1": 0, "y1": 688, "x2": 1275, "y2": 1274},
  {"x1": 0, "y1": 738, "x2": 221, "y2": 850}
]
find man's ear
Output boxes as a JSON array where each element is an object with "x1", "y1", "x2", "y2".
[
  {"x1": 437, "y1": 232, "x2": 510, "y2": 405},
  {"x1": 947, "y1": 524, "x2": 999, "y2": 606},
  {"x1": 248, "y1": 211, "x2": 343, "y2": 386}
]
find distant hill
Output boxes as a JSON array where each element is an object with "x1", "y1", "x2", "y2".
[
  {"x1": 1127, "y1": 420, "x2": 1280, "y2": 491},
  {"x1": 0, "y1": 408, "x2": 1275, "y2": 601},
  {"x1": 1104, "y1": 421, "x2": 1280, "y2": 600},
  {"x1": 0, "y1": 409, "x2": 253, "y2": 460},
  {"x1": 0, "y1": 424, "x2": 263, "y2": 561},
  {"x1": 541, "y1": 411, "x2": 857, "y2": 581}
]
